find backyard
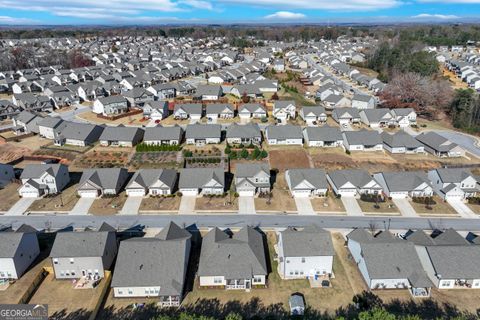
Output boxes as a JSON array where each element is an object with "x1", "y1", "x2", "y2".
[
  {"x1": 139, "y1": 196, "x2": 181, "y2": 212},
  {"x1": 130, "y1": 151, "x2": 180, "y2": 170},
  {"x1": 76, "y1": 110, "x2": 146, "y2": 126},
  {"x1": 268, "y1": 148, "x2": 311, "y2": 172},
  {"x1": 74, "y1": 150, "x2": 132, "y2": 169}
]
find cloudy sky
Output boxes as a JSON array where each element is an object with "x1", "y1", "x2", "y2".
[{"x1": 0, "y1": 0, "x2": 479, "y2": 25}]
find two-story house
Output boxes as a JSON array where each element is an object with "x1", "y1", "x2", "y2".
[{"x1": 18, "y1": 164, "x2": 70, "y2": 198}]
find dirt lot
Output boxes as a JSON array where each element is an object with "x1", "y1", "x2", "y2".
[
  {"x1": 254, "y1": 173, "x2": 297, "y2": 213},
  {"x1": 28, "y1": 183, "x2": 79, "y2": 213},
  {"x1": 89, "y1": 193, "x2": 127, "y2": 215},
  {"x1": 358, "y1": 198, "x2": 400, "y2": 215},
  {"x1": 443, "y1": 67, "x2": 468, "y2": 89},
  {"x1": 268, "y1": 148, "x2": 311, "y2": 172},
  {"x1": 0, "y1": 141, "x2": 33, "y2": 163},
  {"x1": 311, "y1": 194, "x2": 346, "y2": 213},
  {"x1": 9, "y1": 136, "x2": 51, "y2": 151},
  {"x1": 410, "y1": 196, "x2": 458, "y2": 216},
  {"x1": 76, "y1": 111, "x2": 147, "y2": 126},
  {"x1": 29, "y1": 270, "x2": 109, "y2": 320},
  {"x1": 73, "y1": 149, "x2": 132, "y2": 169},
  {"x1": 140, "y1": 196, "x2": 181, "y2": 212},
  {"x1": 0, "y1": 182, "x2": 21, "y2": 212},
  {"x1": 195, "y1": 196, "x2": 238, "y2": 212},
  {"x1": 130, "y1": 151, "x2": 180, "y2": 170}
]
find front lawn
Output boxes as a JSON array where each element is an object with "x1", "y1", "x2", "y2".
[
  {"x1": 89, "y1": 193, "x2": 127, "y2": 215},
  {"x1": 410, "y1": 196, "x2": 458, "y2": 216},
  {"x1": 139, "y1": 196, "x2": 181, "y2": 212},
  {"x1": 311, "y1": 194, "x2": 346, "y2": 213},
  {"x1": 195, "y1": 195, "x2": 238, "y2": 212}
]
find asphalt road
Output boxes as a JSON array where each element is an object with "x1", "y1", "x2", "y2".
[{"x1": 1, "y1": 214, "x2": 479, "y2": 232}]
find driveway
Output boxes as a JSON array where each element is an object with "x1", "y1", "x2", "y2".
[
  {"x1": 238, "y1": 196, "x2": 256, "y2": 214},
  {"x1": 341, "y1": 196, "x2": 363, "y2": 216},
  {"x1": 447, "y1": 199, "x2": 478, "y2": 219},
  {"x1": 179, "y1": 196, "x2": 196, "y2": 214},
  {"x1": 69, "y1": 197, "x2": 95, "y2": 215},
  {"x1": 393, "y1": 198, "x2": 418, "y2": 217},
  {"x1": 119, "y1": 196, "x2": 142, "y2": 215},
  {"x1": 6, "y1": 198, "x2": 36, "y2": 216},
  {"x1": 294, "y1": 198, "x2": 315, "y2": 215}
]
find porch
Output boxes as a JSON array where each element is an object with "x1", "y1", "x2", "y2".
[{"x1": 225, "y1": 279, "x2": 251, "y2": 290}]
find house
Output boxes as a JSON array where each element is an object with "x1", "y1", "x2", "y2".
[
  {"x1": 327, "y1": 169, "x2": 382, "y2": 197},
  {"x1": 300, "y1": 106, "x2": 327, "y2": 126},
  {"x1": 38, "y1": 117, "x2": 67, "y2": 140},
  {"x1": 373, "y1": 171, "x2": 433, "y2": 199},
  {"x1": 111, "y1": 222, "x2": 191, "y2": 306},
  {"x1": 125, "y1": 169, "x2": 177, "y2": 197},
  {"x1": 0, "y1": 228, "x2": 40, "y2": 281},
  {"x1": 12, "y1": 111, "x2": 43, "y2": 135},
  {"x1": 93, "y1": 96, "x2": 129, "y2": 116},
  {"x1": 143, "y1": 126, "x2": 183, "y2": 146},
  {"x1": 416, "y1": 132, "x2": 465, "y2": 158},
  {"x1": 179, "y1": 168, "x2": 225, "y2": 196},
  {"x1": 303, "y1": 126, "x2": 343, "y2": 148},
  {"x1": 235, "y1": 163, "x2": 270, "y2": 196},
  {"x1": 391, "y1": 108, "x2": 417, "y2": 127},
  {"x1": 123, "y1": 88, "x2": 155, "y2": 107},
  {"x1": 226, "y1": 123, "x2": 262, "y2": 145},
  {"x1": 347, "y1": 229, "x2": 432, "y2": 297},
  {"x1": 238, "y1": 103, "x2": 267, "y2": 120},
  {"x1": 198, "y1": 227, "x2": 268, "y2": 290},
  {"x1": 185, "y1": 124, "x2": 221, "y2": 146},
  {"x1": 173, "y1": 103, "x2": 203, "y2": 121},
  {"x1": 342, "y1": 130, "x2": 383, "y2": 152},
  {"x1": 332, "y1": 108, "x2": 360, "y2": 124},
  {"x1": 428, "y1": 168, "x2": 479, "y2": 200},
  {"x1": 382, "y1": 131, "x2": 424, "y2": 154},
  {"x1": 265, "y1": 125, "x2": 303, "y2": 145},
  {"x1": 143, "y1": 101, "x2": 169, "y2": 121},
  {"x1": 19, "y1": 164, "x2": 70, "y2": 198},
  {"x1": 285, "y1": 169, "x2": 328, "y2": 198},
  {"x1": 273, "y1": 59, "x2": 285, "y2": 72},
  {"x1": 206, "y1": 103, "x2": 234, "y2": 122},
  {"x1": 277, "y1": 226, "x2": 334, "y2": 279},
  {"x1": 50, "y1": 226, "x2": 118, "y2": 280},
  {"x1": 352, "y1": 94, "x2": 375, "y2": 109},
  {"x1": 359, "y1": 109, "x2": 395, "y2": 128},
  {"x1": 273, "y1": 100, "x2": 296, "y2": 123},
  {"x1": 0, "y1": 164, "x2": 14, "y2": 188},
  {"x1": 195, "y1": 85, "x2": 223, "y2": 100},
  {"x1": 323, "y1": 94, "x2": 351, "y2": 109},
  {"x1": 54, "y1": 122, "x2": 104, "y2": 147},
  {"x1": 99, "y1": 126, "x2": 144, "y2": 147},
  {"x1": 77, "y1": 168, "x2": 129, "y2": 198}
]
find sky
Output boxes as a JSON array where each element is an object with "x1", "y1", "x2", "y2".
[{"x1": 0, "y1": 0, "x2": 479, "y2": 25}]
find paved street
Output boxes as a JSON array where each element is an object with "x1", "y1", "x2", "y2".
[
  {"x1": 119, "y1": 196, "x2": 142, "y2": 215},
  {"x1": 238, "y1": 196, "x2": 256, "y2": 214},
  {"x1": 6, "y1": 198, "x2": 36, "y2": 216},
  {"x1": 294, "y1": 198, "x2": 315, "y2": 215},
  {"x1": 179, "y1": 196, "x2": 196, "y2": 214},
  {"x1": 447, "y1": 199, "x2": 478, "y2": 219},
  {"x1": 341, "y1": 196, "x2": 364, "y2": 216},
  {"x1": 393, "y1": 198, "x2": 419, "y2": 218},
  {"x1": 69, "y1": 197, "x2": 95, "y2": 215}
]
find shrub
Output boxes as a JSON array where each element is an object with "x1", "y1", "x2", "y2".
[{"x1": 260, "y1": 116, "x2": 268, "y2": 123}]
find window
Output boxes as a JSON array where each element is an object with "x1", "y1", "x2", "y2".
[
  {"x1": 69, "y1": 258, "x2": 75, "y2": 264},
  {"x1": 253, "y1": 277, "x2": 262, "y2": 283},
  {"x1": 289, "y1": 272, "x2": 293, "y2": 275},
  {"x1": 118, "y1": 289, "x2": 124, "y2": 295},
  {"x1": 128, "y1": 289, "x2": 133, "y2": 295},
  {"x1": 213, "y1": 277, "x2": 223, "y2": 284},
  {"x1": 53, "y1": 259, "x2": 58, "y2": 264},
  {"x1": 286, "y1": 260, "x2": 290, "y2": 263},
  {"x1": 301, "y1": 258, "x2": 305, "y2": 263},
  {"x1": 71, "y1": 272, "x2": 76, "y2": 276}
]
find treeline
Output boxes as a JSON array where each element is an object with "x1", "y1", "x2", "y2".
[
  {"x1": 447, "y1": 89, "x2": 480, "y2": 133},
  {"x1": 398, "y1": 25, "x2": 480, "y2": 46}
]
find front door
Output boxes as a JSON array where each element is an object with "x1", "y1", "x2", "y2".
[{"x1": 245, "y1": 280, "x2": 251, "y2": 289}]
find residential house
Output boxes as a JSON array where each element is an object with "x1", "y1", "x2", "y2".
[
  {"x1": 19, "y1": 164, "x2": 70, "y2": 198},
  {"x1": 142, "y1": 101, "x2": 169, "y2": 121},
  {"x1": 178, "y1": 168, "x2": 225, "y2": 196},
  {"x1": 359, "y1": 109, "x2": 395, "y2": 128},
  {"x1": 124, "y1": 88, "x2": 155, "y2": 107},
  {"x1": 342, "y1": 130, "x2": 383, "y2": 152},
  {"x1": 382, "y1": 131, "x2": 424, "y2": 154},
  {"x1": 323, "y1": 94, "x2": 351, "y2": 109},
  {"x1": 196, "y1": 85, "x2": 223, "y2": 100},
  {"x1": 93, "y1": 96, "x2": 129, "y2": 116},
  {"x1": 373, "y1": 171, "x2": 433, "y2": 199},
  {"x1": 0, "y1": 228, "x2": 40, "y2": 281},
  {"x1": 352, "y1": 94, "x2": 375, "y2": 109},
  {"x1": 416, "y1": 132, "x2": 465, "y2": 158},
  {"x1": 428, "y1": 168, "x2": 479, "y2": 200},
  {"x1": 173, "y1": 103, "x2": 203, "y2": 121},
  {"x1": 300, "y1": 106, "x2": 327, "y2": 126},
  {"x1": 273, "y1": 100, "x2": 296, "y2": 123},
  {"x1": 332, "y1": 108, "x2": 360, "y2": 125},
  {"x1": 235, "y1": 163, "x2": 270, "y2": 196},
  {"x1": 38, "y1": 117, "x2": 67, "y2": 140},
  {"x1": 238, "y1": 103, "x2": 267, "y2": 120},
  {"x1": 265, "y1": 125, "x2": 303, "y2": 145},
  {"x1": 226, "y1": 123, "x2": 262, "y2": 145},
  {"x1": 111, "y1": 222, "x2": 191, "y2": 306},
  {"x1": 285, "y1": 169, "x2": 328, "y2": 198},
  {"x1": 12, "y1": 111, "x2": 43, "y2": 135},
  {"x1": 327, "y1": 169, "x2": 382, "y2": 197},
  {"x1": 99, "y1": 126, "x2": 144, "y2": 147},
  {"x1": 77, "y1": 168, "x2": 129, "y2": 198},
  {"x1": 0, "y1": 164, "x2": 14, "y2": 187},
  {"x1": 54, "y1": 122, "x2": 104, "y2": 147},
  {"x1": 125, "y1": 169, "x2": 178, "y2": 197},
  {"x1": 206, "y1": 103, "x2": 234, "y2": 122},
  {"x1": 277, "y1": 226, "x2": 334, "y2": 279},
  {"x1": 391, "y1": 108, "x2": 417, "y2": 127},
  {"x1": 143, "y1": 125, "x2": 183, "y2": 146},
  {"x1": 198, "y1": 227, "x2": 268, "y2": 290},
  {"x1": 185, "y1": 124, "x2": 221, "y2": 146},
  {"x1": 303, "y1": 126, "x2": 343, "y2": 148}
]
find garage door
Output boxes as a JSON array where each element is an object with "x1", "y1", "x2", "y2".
[
  {"x1": 21, "y1": 191, "x2": 39, "y2": 198},
  {"x1": 446, "y1": 194, "x2": 463, "y2": 200},
  {"x1": 339, "y1": 190, "x2": 357, "y2": 197},
  {"x1": 181, "y1": 189, "x2": 198, "y2": 196},
  {"x1": 293, "y1": 190, "x2": 311, "y2": 198},
  {"x1": 126, "y1": 189, "x2": 145, "y2": 197},
  {"x1": 239, "y1": 190, "x2": 254, "y2": 197},
  {"x1": 79, "y1": 190, "x2": 98, "y2": 198}
]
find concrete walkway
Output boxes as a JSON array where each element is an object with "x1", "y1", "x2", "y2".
[
  {"x1": 119, "y1": 196, "x2": 142, "y2": 215},
  {"x1": 341, "y1": 196, "x2": 364, "y2": 216},
  {"x1": 393, "y1": 198, "x2": 419, "y2": 217},
  {"x1": 294, "y1": 198, "x2": 315, "y2": 215},
  {"x1": 69, "y1": 197, "x2": 95, "y2": 215},
  {"x1": 447, "y1": 199, "x2": 478, "y2": 219},
  {"x1": 6, "y1": 198, "x2": 36, "y2": 216},
  {"x1": 179, "y1": 196, "x2": 196, "y2": 214},
  {"x1": 238, "y1": 196, "x2": 256, "y2": 214}
]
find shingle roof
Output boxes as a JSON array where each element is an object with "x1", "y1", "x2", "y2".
[
  {"x1": 50, "y1": 231, "x2": 112, "y2": 258},
  {"x1": 287, "y1": 168, "x2": 328, "y2": 190},
  {"x1": 99, "y1": 126, "x2": 144, "y2": 142},
  {"x1": 280, "y1": 226, "x2": 334, "y2": 257},
  {"x1": 179, "y1": 168, "x2": 224, "y2": 189},
  {"x1": 20, "y1": 164, "x2": 66, "y2": 180},
  {"x1": 304, "y1": 125, "x2": 342, "y2": 142},
  {"x1": 143, "y1": 125, "x2": 183, "y2": 141},
  {"x1": 78, "y1": 168, "x2": 128, "y2": 190},
  {"x1": 378, "y1": 171, "x2": 431, "y2": 192},
  {"x1": 226, "y1": 123, "x2": 261, "y2": 139},
  {"x1": 416, "y1": 132, "x2": 459, "y2": 152},
  {"x1": 126, "y1": 169, "x2": 177, "y2": 190},
  {"x1": 343, "y1": 129, "x2": 382, "y2": 146},
  {"x1": 328, "y1": 169, "x2": 377, "y2": 189},
  {"x1": 185, "y1": 124, "x2": 221, "y2": 139},
  {"x1": 266, "y1": 125, "x2": 302, "y2": 140},
  {"x1": 382, "y1": 131, "x2": 423, "y2": 149},
  {"x1": 0, "y1": 233, "x2": 28, "y2": 258},
  {"x1": 425, "y1": 245, "x2": 480, "y2": 279}
]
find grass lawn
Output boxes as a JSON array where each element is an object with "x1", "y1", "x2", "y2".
[
  {"x1": 410, "y1": 196, "x2": 458, "y2": 216},
  {"x1": 0, "y1": 183, "x2": 21, "y2": 212},
  {"x1": 90, "y1": 193, "x2": 127, "y2": 215},
  {"x1": 467, "y1": 202, "x2": 480, "y2": 215},
  {"x1": 311, "y1": 194, "x2": 346, "y2": 213},
  {"x1": 358, "y1": 199, "x2": 400, "y2": 215},
  {"x1": 254, "y1": 174, "x2": 297, "y2": 213},
  {"x1": 139, "y1": 196, "x2": 181, "y2": 212},
  {"x1": 28, "y1": 184, "x2": 79, "y2": 212},
  {"x1": 195, "y1": 196, "x2": 238, "y2": 211}
]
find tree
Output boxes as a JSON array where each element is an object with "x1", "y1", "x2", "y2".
[
  {"x1": 358, "y1": 308, "x2": 396, "y2": 320},
  {"x1": 271, "y1": 92, "x2": 279, "y2": 100},
  {"x1": 448, "y1": 89, "x2": 480, "y2": 132},
  {"x1": 241, "y1": 92, "x2": 250, "y2": 103},
  {"x1": 240, "y1": 148, "x2": 249, "y2": 159},
  {"x1": 68, "y1": 49, "x2": 94, "y2": 68}
]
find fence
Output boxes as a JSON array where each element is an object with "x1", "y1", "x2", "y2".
[
  {"x1": 97, "y1": 108, "x2": 143, "y2": 121},
  {"x1": 17, "y1": 267, "x2": 50, "y2": 304},
  {"x1": 88, "y1": 270, "x2": 112, "y2": 320},
  {"x1": 0, "y1": 132, "x2": 35, "y2": 142}
]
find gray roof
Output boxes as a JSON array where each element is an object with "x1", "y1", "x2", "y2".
[
  {"x1": 174, "y1": 103, "x2": 202, "y2": 115},
  {"x1": 196, "y1": 85, "x2": 222, "y2": 97},
  {"x1": 206, "y1": 103, "x2": 234, "y2": 114},
  {"x1": 382, "y1": 131, "x2": 423, "y2": 149},
  {"x1": 392, "y1": 108, "x2": 415, "y2": 116},
  {"x1": 280, "y1": 226, "x2": 334, "y2": 257},
  {"x1": 432, "y1": 228, "x2": 469, "y2": 246},
  {"x1": 361, "y1": 109, "x2": 391, "y2": 122},
  {"x1": 435, "y1": 168, "x2": 475, "y2": 184},
  {"x1": 304, "y1": 125, "x2": 342, "y2": 142},
  {"x1": 266, "y1": 125, "x2": 302, "y2": 140},
  {"x1": 179, "y1": 168, "x2": 224, "y2": 189},
  {"x1": 38, "y1": 117, "x2": 65, "y2": 129},
  {"x1": 301, "y1": 106, "x2": 326, "y2": 117},
  {"x1": 343, "y1": 129, "x2": 382, "y2": 146},
  {"x1": 59, "y1": 122, "x2": 104, "y2": 142},
  {"x1": 143, "y1": 125, "x2": 183, "y2": 141},
  {"x1": 238, "y1": 103, "x2": 266, "y2": 113},
  {"x1": 353, "y1": 94, "x2": 374, "y2": 102},
  {"x1": 332, "y1": 107, "x2": 359, "y2": 119},
  {"x1": 378, "y1": 171, "x2": 431, "y2": 192},
  {"x1": 126, "y1": 169, "x2": 177, "y2": 190},
  {"x1": 50, "y1": 231, "x2": 113, "y2": 258},
  {"x1": 198, "y1": 227, "x2": 268, "y2": 278},
  {"x1": 236, "y1": 163, "x2": 270, "y2": 179},
  {"x1": 274, "y1": 100, "x2": 295, "y2": 110},
  {"x1": 0, "y1": 233, "x2": 30, "y2": 258},
  {"x1": 111, "y1": 222, "x2": 191, "y2": 294},
  {"x1": 98, "y1": 95, "x2": 128, "y2": 105},
  {"x1": 185, "y1": 124, "x2": 221, "y2": 139},
  {"x1": 99, "y1": 126, "x2": 144, "y2": 142},
  {"x1": 15, "y1": 111, "x2": 37, "y2": 124},
  {"x1": 20, "y1": 164, "x2": 67, "y2": 180},
  {"x1": 404, "y1": 230, "x2": 436, "y2": 246},
  {"x1": 416, "y1": 132, "x2": 459, "y2": 152},
  {"x1": 226, "y1": 123, "x2": 261, "y2": 139},
  {"x1": 426, "y1": 245, "x2": 480, "y2": 279},
  {"x1": 346, "y1": 228, "x2": 374, "y2": 243},
  {"x1": 287, "y1": 168, "x2": 328, "y2": 190},
  {"x1": 78, "y1": 168, "x2": 128, "y2": 191},
  {"x1": 328, "y1": 169, "x2": 377, "y2": 189}
]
